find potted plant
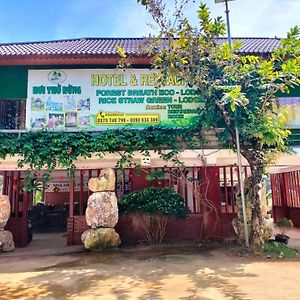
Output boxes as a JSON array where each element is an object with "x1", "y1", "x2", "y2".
[{"x1": 275, "y1": 218, "x2": 294, "y2": 245}]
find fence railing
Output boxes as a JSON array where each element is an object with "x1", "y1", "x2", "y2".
[
  {"x1": 67, "y1": 166, "x2": 250, "y2": 217},
  {"x1": 271, "y1": 170, "x2": 300, "y2": 209}
]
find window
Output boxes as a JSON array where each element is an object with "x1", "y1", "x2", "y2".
[{"x1": 0, "y1": 99, "x2": 26, "y2": 130}]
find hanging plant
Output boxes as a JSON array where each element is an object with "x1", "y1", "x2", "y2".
[{"x1": 0, "y1": 126, "x2": 200, "y2": 178}]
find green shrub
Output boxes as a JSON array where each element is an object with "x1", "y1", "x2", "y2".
[
  {"x1": 276, "y1": 217, "x2": 294, "y2": 235},
  {"x1": 119, "y1": 186, "x2": 186, "y2": 219}
]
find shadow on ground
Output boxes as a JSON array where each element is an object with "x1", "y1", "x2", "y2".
[{"x1": 0, "y1": 237, "x2": 254, "y2": 300}]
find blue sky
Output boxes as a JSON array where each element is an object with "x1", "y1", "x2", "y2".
[{"x1": 0, "y1": 0, "x2": 299, "y2": 43}]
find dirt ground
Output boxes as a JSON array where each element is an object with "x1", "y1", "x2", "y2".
[{"x1": 1, "y1": 232, "x2": 300, "y2": 300}]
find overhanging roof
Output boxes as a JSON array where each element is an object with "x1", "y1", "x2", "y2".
[{"x1": 0, "y1": 37, "x2": 281, "y2": 66}]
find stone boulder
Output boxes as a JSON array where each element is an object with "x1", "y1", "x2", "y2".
[
  {"x1": 99, "y1": 168, "x2": 115, "y2": 191},
  {"x1": 262, "y1": 219, "x2": 273, "y2": 241},
  {"x1": 0, "y1": 230, "x2": 15, "y2": 252},
  {"x1": 232, "y1": 217, "x2": 274, "y2": 245},
  {"x1": 88, "y1": 177, "x2": 108, "y2": 193},
  {"x1": 88, "y1": 168, "x2": 116, "y2": 192},
  {"x1": 86, "y1": 192, "x2": 118, "y2": 228},
  {"x1": 0, "y1": 195, "x2": 10, "y2": 229},
  {"x1": 81, "y1": 228, "x2": 121, "y2": 250}
]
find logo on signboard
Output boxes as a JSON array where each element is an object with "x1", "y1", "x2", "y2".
[{"x1": 48, "y1": 70, "x2": 67, "y2": 83}]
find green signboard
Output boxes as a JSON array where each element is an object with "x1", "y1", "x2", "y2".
[{"x1": 26, "y1": 69, "x2": 204, "y2": 130}]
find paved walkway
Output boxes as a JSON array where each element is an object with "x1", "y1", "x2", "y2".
[
  {"x1": 2, "y1": 233, "x2": 84, "y2": 258},
  {"x1": 1, "y1": 232, "x2": 300, "y2": 299}
]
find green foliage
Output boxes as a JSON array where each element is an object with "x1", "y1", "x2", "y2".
[
  {"x1": 119, "y1": 186, "x2": 186, "y2": 218},
  {"x1": 137, "y1": 0, "x2": 300, "y2": 252},
  {"x1": 142, "y1": 1, "x2": 300, "y2": 165},
  {"x1": 263, "y1": 241, "x2": 297, "y2": 258},
  {"x1": 0, "y1": 126, "x2": 197, "y2": 176},
  {"x1": 33, "y1": 190, "x2": 43, "y2": 205},
  {"x1": 21, "y1": 171, "x2": 44, "y2": 193},
  {"x1": 276, "y1": 217, "x2": 294, "y2": 234},
  {"x1": 115, "y1": 45, "x2": 127, "y2": 58}
]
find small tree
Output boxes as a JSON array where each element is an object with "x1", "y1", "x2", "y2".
[
  {"x1": 138, "y1": 0, "x2": 300, "y2": 253},
  {"x1": 276, "y1": 218, "x2": 294, "y2": 236},
  {"x1": 119, "y1": 186, "x2": 186, "y2": 244}
]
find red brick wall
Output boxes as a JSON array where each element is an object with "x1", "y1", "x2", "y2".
[
  {"x1": 165, "y1": 215, "x2": 203, "y2": 241},
  {"x1": 67, "y1": 216, "x2": 88, "y2": 245},
  {"x1": 273, "y1": 206, "x2": 300, "y2": 227},
  {"x1": 287, "y1": 208, "x2": 300, "y2": 227},
  {"x1": 69, "y1": 214, "x2": 205, "y2": 246},
  {"x1": 5, "y1": 217, "x2": 28, "y2": 247}
]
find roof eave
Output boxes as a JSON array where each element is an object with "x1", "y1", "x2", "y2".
[{"x1": 0, "y1": 54, "x2": 153, "y2": 66}]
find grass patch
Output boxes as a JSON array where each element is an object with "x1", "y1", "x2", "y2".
[{"x1": 264, "y1": 241, "x2": 298, "y2": 258}]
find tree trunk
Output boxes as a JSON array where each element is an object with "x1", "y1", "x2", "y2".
[{"x1": 241, "y1": 150, "x2": 265, "y2": 254}]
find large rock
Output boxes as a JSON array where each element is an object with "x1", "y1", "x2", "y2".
[
  {"x1": 262, "y1": 219, "x2": 273, "y2": 241},
  {"x1": 88, "y1": 177, "x2": 108, "y2": 193},
  {"x1": 0, "y1": 195, "x2": 10, "y2": 229},
  {"x1": 81, "y1": 228, "x2": 121, "y2": 250},
  {"x1": 88, "y1": 168, "x2": 116, "y2": 192},
  {"x1": 86, "y1": 192, "x2": 118, "y2": 228},
  {"x1": 99, "y1": 168, "x2": 116, "y2": 191},
  {"x1": 0, "y1": 230, "x2": 15, "y2": 252},
  {"x1": 232, "y1": 217, "x2": 273, "y2": 245}
]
